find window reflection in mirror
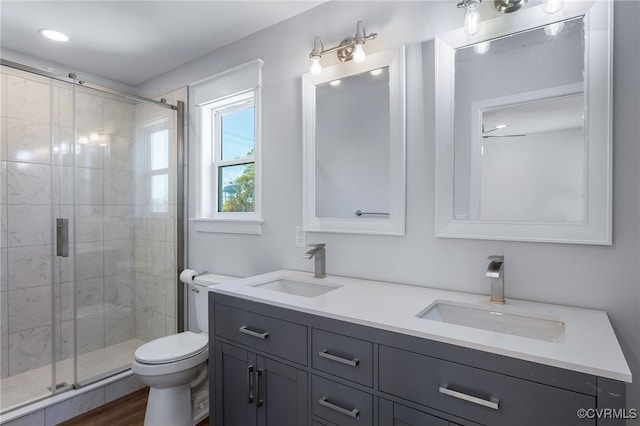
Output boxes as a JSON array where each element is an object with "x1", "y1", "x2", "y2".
[
  {"x1": 453, "y1": 17, "x2": 585, "y2": 223},
  {"x1": 314, "y1": 67, "x2": 390, "y2": 219}
]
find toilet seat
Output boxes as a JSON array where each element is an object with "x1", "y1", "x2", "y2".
[{"x1": 135, "y1": 331, "x2": 208, "y2": 364}]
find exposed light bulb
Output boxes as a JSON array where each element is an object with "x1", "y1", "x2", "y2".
[
  {"x1": 544, "y1": 21, "x2": 565, "y2": 36},
  {"x1": 473, "y1": 41, "x2": 490, "y2": 54},
  {"x1": 543, "y1": 0, "x2": 564, "y2": 14},
  {"x1": 464, "y1": 3, "x2": 481, "y2": 36},
  {"x1": 310, "y1": 57, "x2": 322, "y2": 76},
  {"x1": 353, "y1": 43, "x2": 366, "y2": 64}
]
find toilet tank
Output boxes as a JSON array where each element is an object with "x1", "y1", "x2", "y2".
[{"x1": 192, "y1": 274, "x2": 237, "y2": 333}]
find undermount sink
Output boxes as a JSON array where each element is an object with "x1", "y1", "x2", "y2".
[
  {"x1": 252, "y1": 278, "x2": 341, "y2": 298},
  {"x1": 417, "y1": 301, "x2": 565, "y2": 343}
]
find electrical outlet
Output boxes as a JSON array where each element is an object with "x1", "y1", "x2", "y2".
[{"x1": 295, "y1": 226, "x2": 306, "y2": 247}]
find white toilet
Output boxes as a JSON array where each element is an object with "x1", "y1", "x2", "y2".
[{"x1": 132, "y1": 274, "x2": 236, "y2": 426}]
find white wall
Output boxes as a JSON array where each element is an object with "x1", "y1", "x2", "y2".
[{"x1": 139, "y1": 1, "x2": 640, "y2": 416}]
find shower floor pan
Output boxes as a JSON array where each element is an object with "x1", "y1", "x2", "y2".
[{"x1": 0, "y1": 338, "x2": 145, "y2": 412}]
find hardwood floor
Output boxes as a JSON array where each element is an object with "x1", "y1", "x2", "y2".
[{"x1": 58, "y1": 388, "x2": 209, "y2": 426}]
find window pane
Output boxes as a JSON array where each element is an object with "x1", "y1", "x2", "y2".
[
  {"x1": 150, "y1": 129, "x2": 169, "y2": 170},
  {"x1": 218, "y1": 163, "x2": 254, "y2": 212},
  {"x1": 221, "y1": 107, "x2": 254, "y2": 161},
  {"x1": 151, "y1": 174, "x2": 169, "y2": 213}
]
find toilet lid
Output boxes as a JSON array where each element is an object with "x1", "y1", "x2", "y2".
[{"x1": 135, "y1": 331, "x2": 208, "y2": 364}]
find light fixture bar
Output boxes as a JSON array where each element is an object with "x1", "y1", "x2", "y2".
[
  {"x1": 310, "y1": 34, "x2": 377, "y2": 58},
  {"x1": 494, "y1": 0, "x2": 528, "y2": 14},
  {"x1": 308, "y1": 21, "x2": 377, "y2": 75}
]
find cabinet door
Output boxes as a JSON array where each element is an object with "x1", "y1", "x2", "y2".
[
  {"x1": 215, "y1": 342, "x2": 257, "y2": 426},
  {"x1": 379, "y1": 399, "x2": 449, "y2": 426},
  {"x1": 257, "y1": 356, "x2": 308, "y2": 426}
]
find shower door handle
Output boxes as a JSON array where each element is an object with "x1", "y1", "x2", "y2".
[{"x1": 56, "y1": 218, "x2": 69, "y2": 257}]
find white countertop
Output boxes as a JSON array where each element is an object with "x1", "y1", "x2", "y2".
[{"x1": 196, "y1": 269, "x2": 632, "y2": 383}]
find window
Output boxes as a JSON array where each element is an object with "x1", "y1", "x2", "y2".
[
  {"x1": 190, "y1": 59, "x2": 263, "y2": 234},
  {"x1": 206, "y1": 93, "x2": 255, "y2": 214},
  {"x1": 148, "y1": 126, "x2": 169, "y2": 214}
]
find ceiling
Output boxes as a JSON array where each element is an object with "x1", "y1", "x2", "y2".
[{"x1": 0, "y1": 1, "x2": 324, "y2": 87}]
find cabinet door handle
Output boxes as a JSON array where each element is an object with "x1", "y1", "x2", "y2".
[
  {"x1": 318, "y1": 349, "x2": 359, "y2": 367},
  {"x1": 246, "y1": 365, "x2": 254, "y2": 404},
  {"x1": 318, "y1": 396, "x2": 360, "y2": 419},
  {"x1": 438, "y1": 385, "x2": 499, "y2": 410},
  {"x1": 239, "y1": 326, "x2": 269, "y2": 340},
  {"x1": 255, "y1": 369, "x2": 263, "y2": 408}
]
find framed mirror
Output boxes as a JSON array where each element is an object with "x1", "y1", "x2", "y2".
[
  {"x1": 302, "y1": 46, "x2": 406, "y2": 235},
  {"x1": 435, "y1": 0, "x2": 612, "y2": 244}
]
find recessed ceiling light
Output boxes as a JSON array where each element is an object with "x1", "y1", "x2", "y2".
[{"x1": 38, "y1": 29, "x2": 69, "y2": 42}]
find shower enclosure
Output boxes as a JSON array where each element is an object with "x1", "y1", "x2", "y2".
[{"x1": 0, "y1": 63, "x2": 183, "y2": 413}]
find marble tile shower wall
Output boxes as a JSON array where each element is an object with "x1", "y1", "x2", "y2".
[{"x1": 0, "y1": 66, "x2": 146, "y2": 377}]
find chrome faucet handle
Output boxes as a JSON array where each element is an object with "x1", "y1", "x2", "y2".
[{"x1": 487, "y1": 255, "x2": 504, "y2": 263}]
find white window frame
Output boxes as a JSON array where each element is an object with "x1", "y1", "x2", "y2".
[
  {"x1": 205, "y1": 91, "x2": 256, "y2": 217},
  {"x1": 190, "y1": 59, "x2": 263, "y2": 234}
]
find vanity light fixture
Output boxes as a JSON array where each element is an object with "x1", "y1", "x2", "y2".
[
  {"x1": 458, "y1": 0, "x2": 482, "y2": 35},
  {"x1": 308, "y1": 21, "x2": 377, "y2": 75},
  {"x1": 458, "y1": 0, "x2": 563, "y2": 37},
  {"x1": 494, "y1": 0, "x2": 528, "y2": 14},
  {"x1": 543, "y1": 0, "x2": 565, "y2": 14}
]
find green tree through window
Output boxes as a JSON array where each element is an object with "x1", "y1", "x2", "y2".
[{"x1": 221, "y1": 149, "x2": 254, "y2": 212}]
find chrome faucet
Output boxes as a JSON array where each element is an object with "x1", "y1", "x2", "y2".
[
  {"x1": 303, "y1": 243, "x2": 326, "y2": 278},
  {"x1": 486, "y1": 255, "x2": 505, "y2": 304}
]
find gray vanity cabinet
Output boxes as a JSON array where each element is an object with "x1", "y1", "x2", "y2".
[
  {"x1": 378, "y1": 345, "x2": 596, "y2": 426},
  {"x1": 211, "y1": 302, "x2": 308, "y2": 426},
  {"x1": 214, "y1": 342, "x2": 308, "y2": 426},
  {"x1": 209, "y1": 292, "x2": 625, "y2": 426},
  {"x1": 379, "y1": 399, "x2": 456, "y2": 426}
]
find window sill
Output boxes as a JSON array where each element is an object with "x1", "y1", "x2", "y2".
[{"x1": 190, "y1": 217, "x2": 263, "y2": 235}]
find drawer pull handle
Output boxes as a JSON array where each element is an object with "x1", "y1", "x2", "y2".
[
  {"x1": 239, "y1": 326, "x2": 269, "y2": 339},
  {"x1": 319, "y1": 349, "x2": 360, "y2": 367},
  {"x1": 439, "y1": 385, "x2": 499, "y2": 410},
  {"x1": 318, "y1": 396, "x2": 360, "y2": 419}
]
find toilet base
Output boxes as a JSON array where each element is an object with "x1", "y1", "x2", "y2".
[{"x1": 144, "y1": 384, "x2": 192, "y2": 426}]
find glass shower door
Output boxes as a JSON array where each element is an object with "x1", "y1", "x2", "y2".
[
  {"x1": 1, "y1": 64, "x2": 179, "y2": 414},
  {"x1": 0, "y1": 65, "x2": 62, "y2": 409}
]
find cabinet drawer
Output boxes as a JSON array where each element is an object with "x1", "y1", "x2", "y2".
[
  {"x1": 379, "y1": 345, "x2": 595, "y2": 426},
  {"x1": 312, "y1": 328, "x2": 373, "y2": 387},
  {"x1": 214, "y1": 303, "x2": 307, "y2": 365},
  {"x1": 312, "y1": 375, "x2": 373, "y2": 426}
]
